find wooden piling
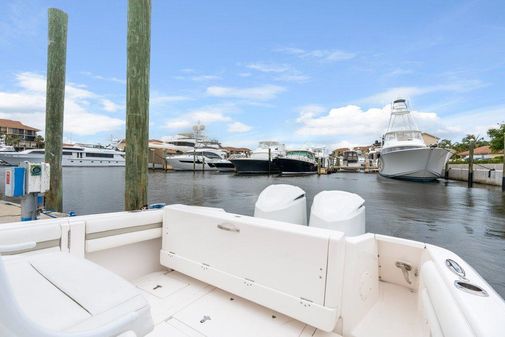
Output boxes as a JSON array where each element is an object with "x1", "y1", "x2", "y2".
[
  {"x1": 502, "y1": 131, "x2": 505, "y2": 191},
  {"x1": 44, "y1": 8, "x2": 68, "y2": 212},
  {"x1": 468, "y1": 140, "x2": 474, "y2": 188},
  {"x1": 125, "y1": 0, "x2": 151, "y2": 210},
  {"x1": 268, "y1": 148, "x2": 272, "y2": 176}
]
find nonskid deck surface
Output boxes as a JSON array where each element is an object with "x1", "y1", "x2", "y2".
[
  {"x1": 134, "y1": 270, "x2": 422, "y2": 337},
  {"x1": 135, "y1": 270, "x2": 340, "y2": 337}
]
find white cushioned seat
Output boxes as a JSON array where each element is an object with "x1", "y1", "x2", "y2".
[{"x1": 3, "y1": 252, "x2": 153, "y2": 336}]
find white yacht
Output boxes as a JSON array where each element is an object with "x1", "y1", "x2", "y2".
[
  {"x1": 230, "y1": 141, "x2": 286, "y2": 174},
  {"x1": 379, "y1": 99, "x2": 452, "y2": 181},
  {"x1": 0, "y1": 145, "x2": 125, "y2": 167},
  {"x1": 166, "y1": 149, "x2": 235, "y2": 172},
  {"x1": 0, "y1": 137, "x2": 15, "y2": 153},
  {"x1": 0, "y1": 185, "x2": 502, "y2": 337},
  {"x1": 340, "y1": 150, "x2": 362, "y2": 171}
]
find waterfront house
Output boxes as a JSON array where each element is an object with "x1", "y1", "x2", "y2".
[
  {"x1": 458, "y1": 145, "x2": 501, "y2": 160},
  {"x1": 422, "y1": 132, "x2": 440, "y2": 146},
  {"x1": 0, "y1": 118, "x2": 40, "y2": 149}
]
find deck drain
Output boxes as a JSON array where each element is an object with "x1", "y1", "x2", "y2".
[
  {"x1": 153, "y1": 285, "x2": 162, "y2": 290},
  {"x1": 200, "y1": 315, "x2": 211, "y2": 323}
]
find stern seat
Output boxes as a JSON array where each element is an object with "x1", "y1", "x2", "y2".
[{"x1": 0, "y1": 246, "x2": 153, "y2": 337}]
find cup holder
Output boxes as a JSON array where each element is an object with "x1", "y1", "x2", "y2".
[{"x1": 454, "y1": 280, "x2": 489, "y2": 297}]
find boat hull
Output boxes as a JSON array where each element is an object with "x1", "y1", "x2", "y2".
[
  {"x1": 0, "y1": 153, "x2": 125, "y2": 167},
  {"x1": 379, "y1": 147, "x2": 452, "y2": 181},
  {"x1": 166, "y1": 157, "x2": 235, "y2": 172},
  {"x1": 273, "y1": 157, "x2": 317, "y2": 175},
  {"x1": 229, "y1": 158, "x2": 280, "y2": 174}
]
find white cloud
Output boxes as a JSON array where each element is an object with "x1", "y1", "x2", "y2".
[
  {"x1": 190, "y1": 75, "x2": 221, "y2": 82},
  {"x1": 246, "y1": 63, "x2": 290, "y2": 73},
  {"x1": 295, "y1": 104, "x2": 442, "y2": 142},
  {"x1": 274, "y1": 73, "x2": 310, "y2": 83},
  {"x1": 227, "y1": 121, "x2": 252, "y2": 133},
  {"x1": 360, "y1": 80, "x2": 485, "y2": 105},
  {"x1": 294, "y1": 102, "x2": 505, "y2": 146},
  {"x1": 151, "y1": 94, "x2": 191, "y2": 105},
  {"x1": 82, "y1": 71, "x2": 125, "y2": 84},
  {"x1": 0, "y1": 72, "x2": 124, "y2": 136},
  {"x1": 101, "y1": 99, "x2": 122, "y2": 112},
  {"x1": 276, "y1": 47, "x2": 355, "y2": 62},
  {"x1": 206, "y1": 85, "x2": 285, "y2": 101},
  {"x1": 164, "y1": 105, "x2": 233, "y2": 129},
  {"x1": 238, "y1": 72, "x2": 252, "y2": 77}
]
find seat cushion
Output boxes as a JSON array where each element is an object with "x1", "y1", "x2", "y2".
[
  {"x1": 4, "y1": 252, "x2": 153, "y2": 336},
  {"x1": 5, "y1": 256, "x2": 90, "y2": 331}
]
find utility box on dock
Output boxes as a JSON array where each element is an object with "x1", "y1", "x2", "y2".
[
  {"x1": 22, "y1": 162, "x2": 50, "y2": 193},
  {"x1": 4, "y1": 167, "x2": 26, "y2": 197}
]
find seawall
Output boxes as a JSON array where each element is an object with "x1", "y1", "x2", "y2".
[{"x1": 447, "y1": 163, "x2": 503, "y2": 186}]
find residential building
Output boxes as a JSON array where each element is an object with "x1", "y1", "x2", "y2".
[
  {"x1": 422, "y1": 132, "x2": 440, "y2": 146},
  {"x1": 458, "y1": 146, "x2": 501, "y2": 160},
  {"x1": 0, "y1": 119, "x2": 40, "y2": 149}
]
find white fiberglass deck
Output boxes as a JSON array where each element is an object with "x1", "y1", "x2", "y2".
[{"x1": 136, "y1": 270, "x2": 419, "y2": 337}]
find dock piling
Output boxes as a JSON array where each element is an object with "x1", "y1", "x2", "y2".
[
  {"x1": 502, "y1": 131, "x2": 505, "y2": 191},
  {"x1": 125, "y1": 0, "x2": 151, "y2": 210},
  {"x1": 44, "y1": 8, "x2": 68, "y2": 212},
  {"x1": 468, "y1": 139, "x2": 475, "y2": 188}
]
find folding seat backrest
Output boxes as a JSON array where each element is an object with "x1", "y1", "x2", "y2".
[{"x1": 160, "y1": 204, "x2": 345, "y2": 332}]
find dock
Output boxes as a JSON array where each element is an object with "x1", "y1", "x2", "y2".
[{"x1": 0, "y1": 200, "x2": 67, "y2": 224}]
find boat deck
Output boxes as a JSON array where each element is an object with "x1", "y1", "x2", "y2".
[
  {"x1": 134, "y1": 270, "x2": 422, "y2": 337},
  {"x1": 135, "y1": 270, "x2": 339, "y2": 337}
]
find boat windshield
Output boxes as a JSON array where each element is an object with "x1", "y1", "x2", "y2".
[{"x1": 287, "y1": 151, "x2": 314, "y2": 159}]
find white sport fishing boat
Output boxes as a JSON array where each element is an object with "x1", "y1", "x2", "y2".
[
  {"x1": 0, "y1": 145, "x2": 125, "y2": 167},
  {"x1": 166, "y1": 148, "x2": 235, "y2": 171},
  {"x1": 379, "y1": 99, "x2": 452, "y2": 181},
  {"x1": 0, "y1": 184, "x2": 503, "y2": 337}
]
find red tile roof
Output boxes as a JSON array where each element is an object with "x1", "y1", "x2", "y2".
[
  {"x1": 458, "y1": 145, "x2": 496, "y2": 156},
  {"x1": 0, "y1": 119, "x2": 40, "y2": 131}
]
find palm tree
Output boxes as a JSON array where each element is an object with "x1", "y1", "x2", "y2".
[
  {"x1": 5, "y1": 134, "x2": 20, "y2": 148},
  {"x1": 34, "y1": 135, "x2": 45, "y2": 149}
]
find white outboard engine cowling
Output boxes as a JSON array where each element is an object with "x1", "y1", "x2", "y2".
[
  {"x1": 309, "y1": 191, "x2": 365, "y2": 236},
  {"x1": 254, "y1": 184, "x2": 307, "y2": 225}
]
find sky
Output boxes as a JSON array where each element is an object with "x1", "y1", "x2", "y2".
[{"x1": 0, "y1": 0, "x2": 504, "y2": 149}]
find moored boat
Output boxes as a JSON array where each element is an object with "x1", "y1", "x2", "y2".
[
  {"x1": 379, "y1": 99, "x2": 452, "y2": 181},
  {"x1": 166, "y1": 148, "x2": 235, "y2": 172},
  {"x1": 273, "y1": 149, "x2": 318, "y2": 175},
  {"x1": 230, "y1": 141, "x2": 285, "y2": 174},
  {"x1": 0, "y1": 145, "x2": 125, "y2": 167}
]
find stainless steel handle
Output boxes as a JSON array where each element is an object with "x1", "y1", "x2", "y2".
[
  {"x1": 395, "y1": 261, "x2": 412, "y2": 284},
  {"x1": 217, "y1": 223, "x2": 240, "y2": 233}
]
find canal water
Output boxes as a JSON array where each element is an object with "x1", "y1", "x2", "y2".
[{"x1": 2, "y1": 167, "x2": 505, "y2": 297}]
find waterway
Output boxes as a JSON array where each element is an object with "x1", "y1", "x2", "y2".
[{"x1": 1, "y1": 167, "x2": 505, "y2": 297}]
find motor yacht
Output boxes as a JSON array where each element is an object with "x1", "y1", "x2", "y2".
[
  {"x1": 340, "y1": 150, "x2": 362, "y2": 171},
  {"x1": 379, "y1": 99, "x2": 452, "y2": 181},
  {"x1": 273, "y1": 149, "x2": 318, "y2": 175},
  {"x1": 0, "y1": 185, "x2": 502, "y2": 337},
  {"x1": 0, "y1": 145, "x2": 125, "y2": 167},
  {"x1": 166, "y1": 149, "x2": 235, "y2": 172},
  {"x1": 230, "y1": 141, "x2": 286, "y2": 174}
]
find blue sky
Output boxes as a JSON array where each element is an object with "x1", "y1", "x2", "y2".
[{"x1": 0, "y1": 0, "x2": 504, "y2": 149}]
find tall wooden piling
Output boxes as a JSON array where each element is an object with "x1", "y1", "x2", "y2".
[
  {"x1": 502, "y1": 131, "x2": 505, "y2": 191},
  {"x1": 44, "y1": 9, "x2": 68, "y2": 212},
  {"x1": 468, "y1": 140, "x2": 475, "y2": 188},
  {"x1": 125, "y1": 0, "x2": 151, "y2": 210}
]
